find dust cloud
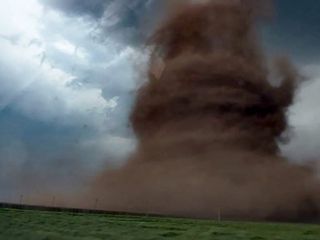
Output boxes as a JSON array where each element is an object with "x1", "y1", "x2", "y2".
[{"x1": 90, "y1": 0, "x2": 320, "y2": 221}]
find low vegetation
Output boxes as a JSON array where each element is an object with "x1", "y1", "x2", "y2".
[{"x1": 1, "y1": 208, "x2": 319, "y2": 240}]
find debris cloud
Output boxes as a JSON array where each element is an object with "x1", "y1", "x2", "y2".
[{"x1": 92, "y1": 0, "x2": 320, "y2": 221}]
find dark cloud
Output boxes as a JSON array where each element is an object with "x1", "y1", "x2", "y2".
[
  {"x1": 41, "y1": 0, "x2": 161, "y2": 45},
  {"x1": 41, "y1": 0, "x2": 320, "y2": 57},
  {"x1": 42, "y1": 0, "x2": 108, "y2": 18},
  {"x1": 265, "y1": 0, "x2": 320, "y2": 63}
]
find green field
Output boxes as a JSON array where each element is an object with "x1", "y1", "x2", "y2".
[{"x1": 0, "y1": 208, "x2": 319, "y2": 240}]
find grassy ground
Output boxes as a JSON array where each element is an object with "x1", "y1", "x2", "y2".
[{"x1": 0, "y1": 208, "x2": 319, "y2": 240}]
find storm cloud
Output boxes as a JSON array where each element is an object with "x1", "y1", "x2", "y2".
[
  {"x1": 41, "y1": 0, "x2": 161, "y2": 45},
  {"x1": 0, "y1": 0, "x2": 137, "y2": 202}
]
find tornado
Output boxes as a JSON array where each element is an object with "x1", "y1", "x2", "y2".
[{"x1": 92, "y1": 0, "x2": 320, "y2": 221}]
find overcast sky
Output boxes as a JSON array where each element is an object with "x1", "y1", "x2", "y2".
[{"x1": 0, "y1": 0, "x2": 320, "y2": 201}]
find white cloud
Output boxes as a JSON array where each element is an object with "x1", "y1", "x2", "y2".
[
  {"x1": 0, "y1": 0, "x2": 141, "y2": 183},
  {"x1": 0, "y1": 35, "x2": 110, "y2": 129},
  {"x1": 0, "y1": 0, "x2": 138, "y2": 131},
  {"x1": 53, "y1": 39, "x2": 76, "y2": 55},
  {"x1": 0, "y1": 0, "x2": 144, "y2": 198},
  {"x1": 0, "y1": 0, "x2": 42, "y2": 39},
  {"x1": 281, "y1": 65, "x2": 320, "y2": 162}
]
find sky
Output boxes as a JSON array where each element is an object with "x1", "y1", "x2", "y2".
[{"x1": 0, "y1": 0, "x2": 320, "y2": 202}]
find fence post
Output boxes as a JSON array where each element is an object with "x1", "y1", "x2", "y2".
[
  {"x1": 19, "y1": 195, "x2": 23, "y2": 205},
  {"x1": 52, "y1": 196, "x2": 56, "y2": 207},
  {"x1": 94, "y1": 198, "x2": 98, "y2": 210}
]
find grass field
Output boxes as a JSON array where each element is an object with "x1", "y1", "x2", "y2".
[{"x1": 1, "y1": 208, "x2": 319, "y2": 240}]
